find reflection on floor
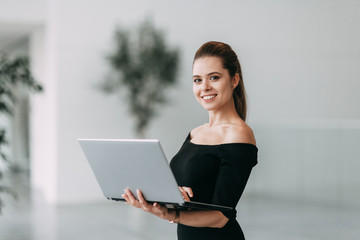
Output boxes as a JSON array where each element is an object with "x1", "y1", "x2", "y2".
[{"x1": 0, "y1": 172, "x2": 359, "y2": 240}]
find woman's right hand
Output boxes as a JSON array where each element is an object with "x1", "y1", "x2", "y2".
[
  {"x1": 122, "y1": 188, "x2": 171, "y2": 220},
  {"x1": 178, "y1": 186, "x2": 193, "y2": 201}
]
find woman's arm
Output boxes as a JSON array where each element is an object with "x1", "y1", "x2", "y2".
[
  {"x1": 170, "y1": 209, "x2": 229, "y2": 228},
  {"x1": 122, "y1": 189, "x2": 229, "y2": 228}
]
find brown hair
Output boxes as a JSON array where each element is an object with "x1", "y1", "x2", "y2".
[{"x1": 193, "y1": 41, "x2": 247, "y2": 121}]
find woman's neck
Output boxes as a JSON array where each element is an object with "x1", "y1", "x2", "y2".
[{"x1": 207, "y1": 102, "x2": 241, "y2": 127}]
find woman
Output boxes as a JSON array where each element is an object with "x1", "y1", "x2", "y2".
[{"x1": 122, "y1": 41, "x2": 258, "y2": 240}]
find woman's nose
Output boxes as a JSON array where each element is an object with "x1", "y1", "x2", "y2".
[{"x1": 201, "y1": 81, "x2": 211, "y2": 91}]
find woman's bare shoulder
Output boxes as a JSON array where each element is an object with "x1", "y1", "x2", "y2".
[
  {"x1": 224, "y1": 123, "x2": 256, "y2": 146},
  {"x1": 190, "y1": 124, "x2": 207, "y2": 139}
]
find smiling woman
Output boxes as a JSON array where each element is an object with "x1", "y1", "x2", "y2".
[
  {"x1": 122, "y1": 41, "x2": 258, "y2": 240},
  {"x1": 193, "y1": 41, "x2": 247, "y2": 121},
  {"x1": 192, "y1": 57, "x2": 239, "y2": 113}
]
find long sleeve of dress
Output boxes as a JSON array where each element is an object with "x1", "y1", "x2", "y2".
[{"x1": 211, "y1": 144, "x2": 258, "y2": 220}]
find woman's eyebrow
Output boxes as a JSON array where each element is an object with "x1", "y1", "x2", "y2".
[
  {"x1": 208, "y1": 71, "x2": 222, "y2": 76},
  {"x1": 192, "y1": 72, "x2": 222, "y2": 78}
]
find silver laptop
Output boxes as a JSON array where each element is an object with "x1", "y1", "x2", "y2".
[{"x1": 78, "y1": 139, "x2": 232, "y2": 212}]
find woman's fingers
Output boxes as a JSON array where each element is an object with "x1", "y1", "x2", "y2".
[
  {"x1": 137, "y1": 189, "x2": 145, "y2": 203},
  {"x1": 179, "y1": 187, "x2": 189, "y2": 201},
  {"x1": 182, "y1": 187, "x2": 194, "y2": 198},
  {"x1": 178, "y1": 186, "x2": 193, "y2": 201},
  {"x1": 122, "y1": 193, "x2": 129, "y2": 203},
  {"x1": 123, "y1": 188, "x2": 150, "y2": 210},
  {"x1": 178, "y1": 187, "x2": 189, "y2": 201},
  {"x1": 123, "y1": 189, "x2": 140, "y2": 208},
  {"x1": 122, "y1": 189, "x2": 169, "y2": 219},
  {"x1": 137, "y1": 189, "x2": 151, "y2": 211}
]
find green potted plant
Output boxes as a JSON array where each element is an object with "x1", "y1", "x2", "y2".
[
  {"x1": 0, "y1": 53, "x2": 43, "y2": 213},
  {"x1": 99, "y1": 19, "x2": 180, "y2": 138}
]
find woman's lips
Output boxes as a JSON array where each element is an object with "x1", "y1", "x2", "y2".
[{"x1": 201, "y1": 94, "x2": 217, "y2": 102}]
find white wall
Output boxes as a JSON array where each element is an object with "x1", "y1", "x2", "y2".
[
  {"x1": 249, "y1": 121, "x2": 360, "y2": 209},
  {"x1": 243, "y1": 1, "x2": 360, "y2": 121},
  {"x1": 1, "y1": 0, "x2": 360, "y2": 206},
  {"x1": 0, "y1": 0, "x2": 46, "y2": 23}
]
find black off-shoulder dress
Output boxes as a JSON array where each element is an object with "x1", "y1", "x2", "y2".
[{"x1": 170, "y1": 133, "x2": 258, "y2": 240}]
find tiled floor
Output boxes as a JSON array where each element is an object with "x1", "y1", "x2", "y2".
[{"x1": 1, "y1": 173, "x2": 359, "y2": 240}]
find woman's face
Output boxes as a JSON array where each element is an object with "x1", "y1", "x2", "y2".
[{"x1": 192, "y1": 56, "x2": 238, "y2": 112}]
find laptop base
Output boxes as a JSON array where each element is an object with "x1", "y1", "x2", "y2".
[{"x1": 109, "y1": 198, "x2": 233, "y2": 212}]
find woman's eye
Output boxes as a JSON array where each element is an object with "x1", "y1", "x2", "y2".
[
  {"x1": 210, "y1": 76, "x2": 219, "y2": 80},
  {"x1": 193, "y1": 78, "x2": 201, "y2": 83}
]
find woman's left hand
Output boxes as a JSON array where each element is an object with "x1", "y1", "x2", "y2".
[
  {"x1": 178, "y1": 186, "x2": 193, "y2": 201},
  {"x1": 122, "y1": 189, "x2": 171, "y2": 220}
]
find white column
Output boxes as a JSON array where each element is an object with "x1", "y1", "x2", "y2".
[{"x1": 29, "y1": 18, "x2": 59, "y2": 204}]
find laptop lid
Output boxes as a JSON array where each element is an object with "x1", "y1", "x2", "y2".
[
  {"x1": 78, "y1": 139, "x2": 184, "y2": 204},
  {"x1": 78, "y1": 139, "x2": 233, "y2": 212}
]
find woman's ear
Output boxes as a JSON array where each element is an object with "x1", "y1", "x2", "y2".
[{"x1": 232, "y1": 73, "x2": 240, "y2": 89}]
